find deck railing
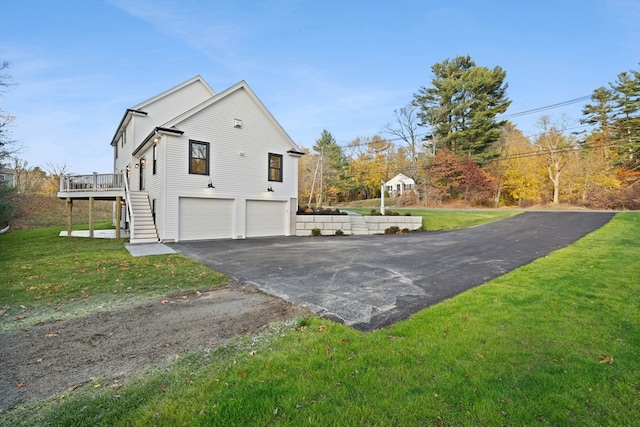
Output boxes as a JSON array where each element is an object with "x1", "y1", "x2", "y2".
[{"x1": 59, "y1": 173, "x2": 125, "y2": 192}]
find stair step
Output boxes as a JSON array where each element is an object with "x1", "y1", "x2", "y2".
[
  {"x1": 130, "y1": 238, "x2": 159, "y2": 244},
  {"x1": 127, "y1": 191, "x2": 158, "y2": 243}
]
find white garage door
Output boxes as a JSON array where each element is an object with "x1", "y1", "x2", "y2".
[
  {"x1": 179, "y1": 198, "x2": 234, "y2": 241},
  {"x1": 246, "y1": 200, "x2": 287, "y2": 237}
]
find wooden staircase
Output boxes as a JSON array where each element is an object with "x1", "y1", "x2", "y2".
[{"x1": 127, "y1": 191, "x2": 159, "y2": 244}]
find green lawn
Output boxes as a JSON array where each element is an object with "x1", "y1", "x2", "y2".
[
  {"x1": 0, "y1": 223, "x2": 228, "y2": 330},
  {"x1": 345, "y1": 207, "x2": 521, "y2": 230},
  {"x1": 1, "y1": 213, "x2": 638, "y2": 426}
]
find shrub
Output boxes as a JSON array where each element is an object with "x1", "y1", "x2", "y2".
[
  {"x1": 402, "y1": 228, "x2": 410, "y2": 234},
  {"x1": 335, "y1": 229, "x2": 344, "y2": 236},
  {"x1": 397, "y1": 189, "x2": 417, "y2": 207},
  {"x1": 385, "y1": 226, "x2": 400, "y2": 235},
  {"x1": 311, "y1": 228, "x2": 321, "y2": 236},
  {"x1": 297, "y1": 207, "x2": 348, "y2": 215}
]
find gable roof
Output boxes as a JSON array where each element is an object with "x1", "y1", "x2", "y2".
[
  {"x1": 159, "y1": 80, "x2": 301, "y2": 152},
  {"x1": 110, "y1": 76, "x2": 216, "y2": 147},
  {"x1": 131, "y1": 75, "x2": 215, "y2": 111},
  {"x1": 386, "y1": 173, "x2": 415, "y2": 184}
]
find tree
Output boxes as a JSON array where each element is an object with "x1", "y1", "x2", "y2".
[
  {"x1": 487, "y1": 122, "x2": 545, "y2": 206},
  {"x1": 426, "y1": 149, "x2": 493, "y2": 205},
  {"x1": 44, "y1": 162, "x2": 71, "y2": 195},
  {"x1": 384, "y1": 103, "x2": 421, "y2": 171},
  {"x1": 610, "y1": 68, "x2": 640, "y2": 172},
  {"x1": 581, "y1": 86, "x2": 615, "y2": 162},
  {"x1": 0, "y1": 61, "x2": 17, "y2": 227},
  {"x1": 345, "y1": 135, "x2": 391, "y2": 199},
  {"x1": 311, "y1": 130, "x2": 348, "y2": 205},
  {"x1": 534, "y1": 116, "x2": 575, "y2": 204},
  {"x1": 13, "y1": 159, "x2": 48, "y2": 194},
  {"x1": 0, "y1": 61, "x2": 19, "y2": 167},
  {"x1": 413, "y1": 55, "x2": 511, "y2": 159}
]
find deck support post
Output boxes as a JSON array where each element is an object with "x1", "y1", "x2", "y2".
[
  {"x1": 66, "y1": 197, "x2": 73, "y2": 236},
  {"x1": 115, "y1": 197, "x2": 121, "y2": 239},
  {"x1": 89, "y1": 197, "x2": 94, "y2": 238}
]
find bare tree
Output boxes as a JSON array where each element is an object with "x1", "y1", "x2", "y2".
[
  {"x1": 0, "y1": 61, "x2": 20, "y2": 167},
  {"x1": 45, "y1": 162, "x2": 72, "y2": 194},
  {"x1": 534, "y1": 115, "x2": 575, "y2": 204},
  {"x1": 384, "y1": 103, "x2": 421, "y2": 170}
]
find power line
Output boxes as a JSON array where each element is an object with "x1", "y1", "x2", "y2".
[
  {"x1": 498, "y1": 95, "x2": 592, "y2": 119},
  {"x1": 306, "y1": 95, "x2": 596, "y2": 151}
]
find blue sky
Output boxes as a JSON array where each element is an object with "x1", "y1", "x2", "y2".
[{"x1": 1, "y1": 0, "x2": 638, "y2": 174}]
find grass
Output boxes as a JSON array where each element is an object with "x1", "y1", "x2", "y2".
[
  {"x1": 345, "y1": 207, "x2": 521, "y2": 230},
  {"x1": 0, "y1": 223, "x2": 228, "y2": 330},
  {"x1": 1, "y1": 213, "x2": 639, "y2": 426}
]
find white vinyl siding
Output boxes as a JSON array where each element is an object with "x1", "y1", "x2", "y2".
[
  {"x1": 179, "y1": 198, "x2": 234, "y2": 240},
  {"x1": 154, "y1": 84, "x2": 299, "y2": 241},
  {"x1": 246, "y1": 200, "x2": 287, "y2": 237}
]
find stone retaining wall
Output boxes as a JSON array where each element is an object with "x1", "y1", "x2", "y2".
[
  {"x1": 362, "y1": 215, "x2": 422, "y2": 234},
  {"x1": 295, "y1": 215, "x2": 352, "y2": 236},
  {"x1": 295, "y1": 215, "x2": 422, "y2": 236}
]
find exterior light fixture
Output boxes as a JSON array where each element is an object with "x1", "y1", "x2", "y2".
[
  {"x1": 267, "y1": 184, "x2": 274, "y2": 192},
  {"x1": 207, "y1": 180, "x2": 215, "y2": 188},
  {"x1": 233, "y1": 118, "x2": 242, "y2": 128}
]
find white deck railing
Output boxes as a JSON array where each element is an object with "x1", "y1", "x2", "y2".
[
  {"x1": 59, "y1": 173, "x2": 125, "y2": 192},
  {"x1": 123, "y1": 173, "x2": 135, "y2": 238}
]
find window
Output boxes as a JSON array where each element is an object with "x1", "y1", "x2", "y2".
[
  {"x1": 152, "y1": 144, "x2": 157, "y2": 175},
  {"x1": 268, "y1": 153, "x2": 283, "y2": 182},
  {"x1": 189, "y1": 140, "x2": 210, "y2": 175}
]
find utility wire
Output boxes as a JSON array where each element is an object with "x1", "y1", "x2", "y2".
[
  {"x1": 313, "y1": 94, "x2": 597, "y2": 151},
  {"x1": 498, "y1": 95, "x2": 592, "y2": 118}
]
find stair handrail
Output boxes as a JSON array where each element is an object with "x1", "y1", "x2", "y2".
[{"x1": 123, "y1": 176, "x2": 135, "y2": 239}]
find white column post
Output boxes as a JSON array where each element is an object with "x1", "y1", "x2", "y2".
[{"x1": 381, "y1": 180, "x2": 386, "y2": 215}]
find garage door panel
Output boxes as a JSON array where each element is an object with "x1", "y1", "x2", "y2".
[
  {"x1": 246, "y1": 200, "x2": 286, "y2": 237},
  {"x1": 179, "y1": 198, "x2": 234, "y2": 241}
]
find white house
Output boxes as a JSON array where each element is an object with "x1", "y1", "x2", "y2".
[
  {"x1": 58, "y1": 76, "x2": 304, "y2": 243},
  {"x1": 0, "y1": 169, "x2": 15, "y2": 188},
  {"x1": 384, "y1": 173, "x2": 415, "y2": 196}
]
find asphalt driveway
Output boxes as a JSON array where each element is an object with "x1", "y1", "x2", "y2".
[{"x1": 169, "y1": 211, "x2": 615, "y2": 331}]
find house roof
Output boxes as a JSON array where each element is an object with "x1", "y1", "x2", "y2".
[
  {"x1": 131, "y1": 75, "x2": 215, "y2": 111},
  {"x1": 110, "y1": 76, "x2": 215, "y2": 147},
  {"x1": 160, "y1": 80, "x2": 302, "y2": 153},
  {"x1": 386, "y1": 173, "x2": 415, "y2": 185}
]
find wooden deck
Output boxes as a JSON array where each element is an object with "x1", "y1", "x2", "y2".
[
  {"x1": 57, "y1": 173, "x2": 125, "y2": 200},
  {"x1": 57, "y1": 173, "x2": 125, "y2": 238}
]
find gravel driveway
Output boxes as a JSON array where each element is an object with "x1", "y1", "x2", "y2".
[{"x1": 170, "y1": 211, "x2": 615, "y2": 331}]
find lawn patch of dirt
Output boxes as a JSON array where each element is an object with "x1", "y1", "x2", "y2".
[{"x1": 0, "y1": 283, "x2": 310, "y2": 411}]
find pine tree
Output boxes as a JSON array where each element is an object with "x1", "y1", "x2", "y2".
[{"x1": 413, "y1": 55, "x2": 511, "y2": 160}]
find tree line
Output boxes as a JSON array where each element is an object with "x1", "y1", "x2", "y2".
[{"x1": 299, "y1": 56, "x2": 639, "y2": 210}]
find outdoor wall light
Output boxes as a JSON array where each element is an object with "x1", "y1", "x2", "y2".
[
  {"x1": 234, "y1": 118, "x2": 242, "y2": 128},
  {"x1": 267, "y1": 184, "x2": 274, "y2": 192},
  {"x1": 207, "y1": 180, "x2": 215, "y2": 188}
]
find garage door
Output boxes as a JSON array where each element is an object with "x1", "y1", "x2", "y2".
[
  {"x1": 246, "y1": 200, "x2": 287, "y2": 237},
  {"x1": 179, "y1": 198, "x2": 234, "y2": 241}
]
